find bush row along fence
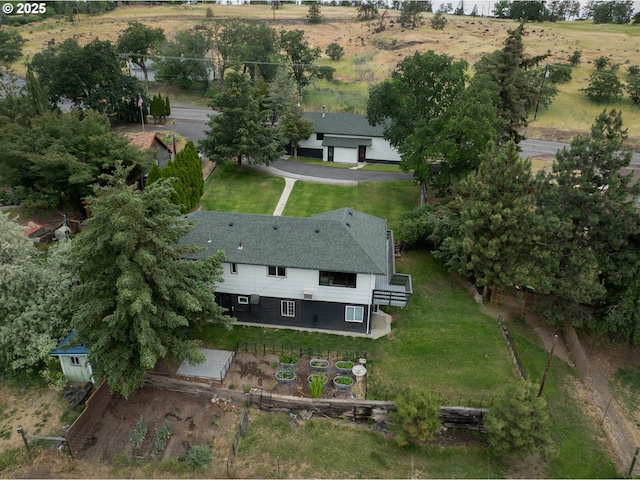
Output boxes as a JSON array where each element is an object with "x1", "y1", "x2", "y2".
[
  {"x1": 226, "y1": 407, "x2": 249, "y2": 478},
  {"x1": 497, "y1": 314, "x2": 527, "y2": 381},
  {"x1": 235, "y1": 341, "x2": 368, "y2": 364}
]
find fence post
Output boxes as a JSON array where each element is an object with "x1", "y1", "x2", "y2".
[
  {"x1": 628, "y1": 447, "x2": 640, "y2": 477},
  {"x1": 16, "y1": 425, "x2": 29, "y2": 452}
]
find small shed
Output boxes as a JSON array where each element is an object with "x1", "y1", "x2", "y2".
[{"x1": 50, "y1": 332, "x2": 94, "y2": 384}]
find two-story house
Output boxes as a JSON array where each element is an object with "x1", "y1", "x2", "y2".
[{"x1": 181, "y1": 208, "x2": 412, "y2": 335}]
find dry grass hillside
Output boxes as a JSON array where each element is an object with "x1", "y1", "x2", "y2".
[{"x1": 12, "y1": 3, "x2": 640, "y2": 141}]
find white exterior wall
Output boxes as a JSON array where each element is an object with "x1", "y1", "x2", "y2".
[
  {"x1": 58, "y1": 355, "x2": 94, "y2": 384},
  {"x1": 219, "y1": 262, "x2": 375, "y2": 305},
  {"x1": 297, "y1": 135, "x2": 401, "y2": 164}
]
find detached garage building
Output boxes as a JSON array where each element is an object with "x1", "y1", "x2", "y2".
[{"x1": 294, "y1": 112, "x2": 401, "y2": 165}]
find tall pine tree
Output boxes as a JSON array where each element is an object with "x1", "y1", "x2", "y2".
[{"x1": 70, "y1": 165, "x2": 229, "y2": 398}]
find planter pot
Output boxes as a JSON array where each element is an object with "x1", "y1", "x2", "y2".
[
  {"x1": 333, "y1": 375, "x2": 354, "y2": 393},
  {"x1": 278, "y1": 356, "x2": 299, "y2": 372},
  {"x1": 309, "y1": 359, "x2": 330, "y2": 373},
  {"x1": 275, "y1": 370, "x2": 297, "y2": 385},
  {"x1": 335, "y1": 361, "x2": 354, "y2": 375}
]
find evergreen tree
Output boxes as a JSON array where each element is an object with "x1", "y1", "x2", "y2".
[
  {"x1": 536, "y1": 110, "x2": 640, "y2": 327},
  {"x1": 306, "y1": 2, "x2": 322, "y2": 24},
  {"x1": 70, "y1": 165, "x2": 229, "y2": 398},
  {"x1": 265, "y1": 67, "x2": 297, "y2": 125},
  {"x1": 280, "y1": 104, "x2": 313, "y2": 157},
  {"x1": 165, "y1": 96, "x2": 171, "y2": 117},
  {"x1": 474, "y1": 24, "x2": 551, "y2": 143},
  {"x1": 439, "y1": 141, "x2": 542, "y2": 299},
  {"x1": 199, "y1": 70, "x2": 284, "y2": 171},
  {"x1": 485, "y1": 381, "x2": 552, "y2": 458},
  {"x1": 624, "y1": 65, "x2": 640, "y2": 105}
]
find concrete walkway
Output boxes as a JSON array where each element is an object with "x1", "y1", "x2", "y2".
[{"x1": 273, "y1": 177, "x2": 296, "y2": 216}]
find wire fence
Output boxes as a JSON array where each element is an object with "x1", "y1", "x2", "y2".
[
  {"x1": 235, "y1": 341, "x2": 368, "y2": 363},
  {"x1": 226, "y1": 407, "x2": 249, "y2": 478}
]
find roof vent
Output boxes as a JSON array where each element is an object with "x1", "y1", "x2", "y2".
[
  {"x1": 346, "y1": 222, "x2": 350, "y2": 227},
  {"x1": 238, "y1": 242, "x2": 243, "y2": 250},
  {"x1": 273, "y1": 225, "x2": 278, "y2": 230},
  {"x1": 228, "y1": 222, "x2": 234, "y2": 227},
  {"x1": 348, "y1": 211, "x2": 353, "y2": 216},
  {"x1": 315, "y1": 228, "x2": 320, "y2": 233}
]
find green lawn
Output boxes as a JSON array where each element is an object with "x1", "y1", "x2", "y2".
[
  {"x1": 282, "y1": 180, "x2": 418, "y2": 232},
  {"x1": 506, "y1": 317, "x2": 619, "y2": 478},
  {"x1": 200, "y1": 163, "x2": 285, "y2": 214},
  {"x1": 232, "y1": 411, "x2": 505, "y2": 479}
]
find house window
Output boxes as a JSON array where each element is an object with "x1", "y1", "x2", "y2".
[
  {"x1": 238, "y1": 296, "x2": 249, "y2": 305},
  {"x1": 316, "y1": 133, "x2": 324, "y2": 141},
  {"x1": 281, "y1": 300, "x2": 295, "y2": 317},
  {"x1": 69, "y1": 356, "x2": 81, "y2": 366},
  {"x1": 345, "y1": 306, "x2": 364, "y2": 323},
  {"x1": 230, "y1": 263, "x2": 238, "y2": 274},
  {"x1": 268, "y1": 266, "x2": 286, "y2": 277},
  {"x1": 319, "y1": 271, "x2": 356, "y2": 288}
]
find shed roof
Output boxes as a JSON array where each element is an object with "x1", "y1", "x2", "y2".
[
  {"x1": 306, "y1": 112, "x2": 386, "y2": 138},
  {"x1": 50, "y1": 332, "x2": 88, "y2": 356},
  {"x1": 181, "y1": 208, "x2": 388, "y2": 275},
  {"x1": 322, "y1": 136, "x2": 372, "y2": 148}
]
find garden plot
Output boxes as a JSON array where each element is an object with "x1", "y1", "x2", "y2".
[{"x1": 78, "y1": 387, "x2": 239, "y2": 466}]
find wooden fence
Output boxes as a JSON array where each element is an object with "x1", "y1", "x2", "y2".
[
  {"x1": 235, "y1": 341, "x2": 368, "y2": 364},
  {"x1": 497, "y1": 314, "x2": 527, "y2": 381},
  {"x1": 562, "y1": 319, "x2": 589, "y2": 376},
  {"x1": 66, "y1": 380, "x2": 112, "y2": 457}
]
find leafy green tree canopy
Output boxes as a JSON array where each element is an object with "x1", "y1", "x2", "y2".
[
  {"x1": 70, "y1": 166, "x2": 229, "y2": 397},
  {"x1": 31, "y1": 38, "x2": 142, "y2": 121},
  {"x1": 280, "y1": 29, "x2": 334, "y2": 93},
  {"x1": 0, "y1": 110, "x2": 150, "y2": 209},
  {"x1": 0, "y1": 28, "x2": 25, "y2": 71},
  {"x1": 117, "y1": 21, "x2": 166, "y2": 83},
  {"x1": 0, "y1": 213, "x2": 73, "y2": 377}
]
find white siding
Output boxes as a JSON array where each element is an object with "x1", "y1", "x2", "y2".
[
  {"x1": 219, "y1": 262, "x2": 374, "y2": 305},
  {"x1": 59, "y1": 355, "x2": 93, "y2": 383},
  {"x1": 298, "y1": 135, "x2": 323, "y2": 150},
  {"x1": 368, "y1": 137, "x2": 401, "y2": 162}
]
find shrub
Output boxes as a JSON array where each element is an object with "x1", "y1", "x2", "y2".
[
  {"x1": 183, "y1": 444, "x2": 214, "y2": 469},
  {"x1": 484, "y1": 381, "x2": 552, "y2": 458},
  {"x1": 151, "y1": 421, "x2": 171, "y2": 456},
  {"x1": 325, "y1": 42, "x2": 344, "y2": 61},
  {"x1": 392, "y1": 390, "x2": 442, "y2": 446},
  {"x1": 129, "y1": 417, "x2": 147, "y2": 453},
  {"x1": 279, "y1": 354, "x2": 298, "y2": 365}
]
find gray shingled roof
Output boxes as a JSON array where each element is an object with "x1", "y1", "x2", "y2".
[
  {"x1": 306, "y1": 112, "x2": 386, "y2": 138},
  {"x1": 322, "y1": 136, "x2": 372, "y2": 148},
  {"x1": 181, "y1": 208, "x2": 388, "y2": 275}
]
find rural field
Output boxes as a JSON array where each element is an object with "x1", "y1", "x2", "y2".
[
  {"x1": 10, "y1": 2, "x2": 640, "y2": 143},
  {"x1": 2, "y1": 3, "x2": 640, "y2": 479}
]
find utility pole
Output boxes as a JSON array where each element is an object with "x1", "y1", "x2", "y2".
[
  {"x1": 533, "y1": 63, "x2": 550, "y2": 121},
  {"x1": 538, "y1": 334, "x2": 558, "y2": 397},
  {"x1": 138, "y1": 95, "x2": 145, "y2": 132}
]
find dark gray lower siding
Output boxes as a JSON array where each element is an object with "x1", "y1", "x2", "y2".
[
  {"x1": 216, "y1": 293, "x2": 369, "y2": 334},
  {"x1": 297, "y1": 147, "x2": 323, "y2": 159}
]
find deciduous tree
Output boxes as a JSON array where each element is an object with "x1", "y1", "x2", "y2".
[
  {"x1": 70, "y1": 166, "x2": 229, "y2": 398},
  {"x1": 117, "y1": 21, "x2": 166, "y2": 83},
  {"x1": 0, "y1": 212, "x2": 73, "y2": 377},
  {"x1": 280, "y1": 29, "x2": 334, "y2": 93},
  {"x1": 31, "y1": 38, "x2": 141, "y2": 120},
  {"x1": 0, "y1": 28, "x2": 25, "y2": 72}
]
